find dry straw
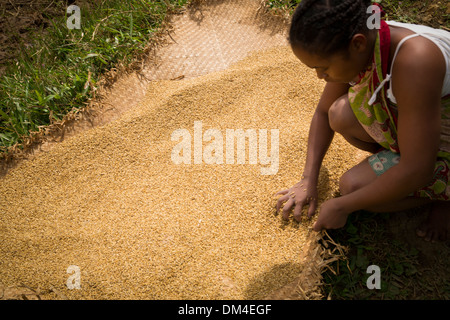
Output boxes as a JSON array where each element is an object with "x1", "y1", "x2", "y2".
[{"x1": 0, "y1": 45, "x2": 361, "y2": 299}]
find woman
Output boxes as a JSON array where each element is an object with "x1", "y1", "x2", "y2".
[{"x1": 275, "y1": 0, "x2": 450, "y2": 242}]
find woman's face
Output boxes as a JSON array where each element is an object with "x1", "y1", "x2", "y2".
[{"x1": 291, "y1": 33, "x2": 375, "y2": 84}]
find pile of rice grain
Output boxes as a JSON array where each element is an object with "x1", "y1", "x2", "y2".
[{"x1": 0, "y1": 47, "x2": 361, "y2": 299}]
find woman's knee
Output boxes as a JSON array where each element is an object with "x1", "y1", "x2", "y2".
[
  {"x1": 339, "y1": 171, "x2": 358, "y2": 195},
  {"x1": 339, "y1": 159, "x2": 377, "y2": 195},
  {"x1": 328, "y1": 94, "x2": 353, "y2": 134},
  {"x1": 328, "y1": 95, "x2": 377, "y2": 151}
]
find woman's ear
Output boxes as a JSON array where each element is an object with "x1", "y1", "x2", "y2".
[{"x1": 349, "y1": 33, "x2": 369, "y2": 53}]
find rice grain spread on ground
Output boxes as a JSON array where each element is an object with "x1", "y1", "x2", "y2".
[{"x1": 0, "y1": 47, "x2": 362, "y2": 299}]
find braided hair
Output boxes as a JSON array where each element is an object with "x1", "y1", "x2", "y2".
[{"x1": 289, "y1": 0, "x2": 373, "y2": 57}]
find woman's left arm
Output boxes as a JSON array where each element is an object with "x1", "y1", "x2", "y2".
[{"x1": 313, "y1": 36, "x2": 446, "y2": 231}]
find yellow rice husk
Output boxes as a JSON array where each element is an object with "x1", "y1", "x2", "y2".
[{"x1": 0, "y1": 46, "x2": 360, "y2": 300}]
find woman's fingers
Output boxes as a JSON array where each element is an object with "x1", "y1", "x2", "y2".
[
  {"x1": 275, "y1": 193, "x2": 290, "y2": 214},
  {"x1": 292, "y1": 199, "x2": 303, "y2": 222},
  {"x1": 281, "y1": 197, "x2": 295, "y2": 221},
  {"x1": 307, "y1": 198, "x2": 317, "y2": 218},
  {"x1": 274, "y1": 189, "x2": 289, "y2": 197},
  {"x1": 275, "y1": 185, "x2": 318, "y2": 221}
]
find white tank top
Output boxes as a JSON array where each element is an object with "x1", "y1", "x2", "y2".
[{"x1": 374, "y1": 21, "x2": 450, "y2": 105}]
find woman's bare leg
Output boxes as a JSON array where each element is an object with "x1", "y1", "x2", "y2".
[
  {"x1": 328, "y1": 94, "x2": 380, "y2": 153},
  {"x1": 339, "y1": 159, "x2": 433, "y2": 212},
  {"x1": 330, "y1": 94, "x2": 449, "y2": 242},
  {"x1": 340, "y1": 157, "x2": 449, "y2": 241}
]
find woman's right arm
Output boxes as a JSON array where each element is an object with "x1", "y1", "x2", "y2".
[
  {"x1": 275, "y1": 82, "x2": 350, "y2": 221},
  {"x1": 303, "y1": 82, "x2": 350, "y2": 185}
]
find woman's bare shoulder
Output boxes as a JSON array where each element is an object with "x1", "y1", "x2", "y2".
[{"x1": 390, "y1": 26, "x2": 446, "y2": 82}]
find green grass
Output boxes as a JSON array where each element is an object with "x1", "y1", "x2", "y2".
[
  {"x1": 323, "y1": 209, "x2": 450, "y2": 299},
  {"x1": 376, "y1": 0, "x2": 449, "y2": 28},
  {"x1": 265, "y1": 0, "x2": 449, "y2": 28},
  {"x1": 322, "y1": 211, "x2": 424, "y2": 299},
  {"x1": 0, "y1": 0, "x2": 188, "y2": 156},
  {"x1": 265, "y1": 0, "x2": 301, "y2": 13}
]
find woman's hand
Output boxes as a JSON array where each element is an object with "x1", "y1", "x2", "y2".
[
  {"x1": 275, "y1": 181, "x2": 351, "y2": 231},
  {"x1": 275, "y1": 178, "x2": 318, "y2": 222},
  {"x1": 312, "y1": 198, "x2": 350, "y2": 231}
]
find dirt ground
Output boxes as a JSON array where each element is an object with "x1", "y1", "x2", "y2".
[
  {"x1": 1, "y1": 0, "x2": 449, "y2": 300},
  {"x1": 0, "y1": 0, "x2": 75, "y2": 76}
]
